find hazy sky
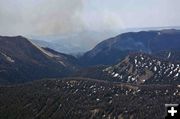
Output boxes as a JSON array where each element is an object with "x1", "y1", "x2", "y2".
[{"x1": 0, "y1": 0, "x2": 180, "y2": 52}]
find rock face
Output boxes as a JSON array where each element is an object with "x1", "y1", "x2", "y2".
[
  {"x1": 79, "y1": 29, "x2": 180, "y2": 66},
  {"x1": 0, "y1": 78, "x2": 179, "y2": 119},
  {"x1": 103, "y1": 53, "x2": 180, "y2": 84},
  {"x1": 0, "y1": 36, "x2": 77, "y2": 84}
]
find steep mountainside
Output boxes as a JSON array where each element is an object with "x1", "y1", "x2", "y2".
[
  {"x1": 79, "y1": 29, "x2": 180, "y2": 66},
  {"x1": 0, "y1": 36, "x2": 77, "y2": 84},
  {"x1": 74, "y1": 53, "x2": 180, "y2": 85},
  {"x1": 103, "y1": 53, "x2": 180, "y2": 84},
  {"x1": 42, "y1": 47, "x2": 79, "y2": 70},
  {"x1": 0, "y1": 78, "x2": 179, "y2": 119},
  {"x1": 154, "y1": 51, "x2": 180, "y2": 62}
]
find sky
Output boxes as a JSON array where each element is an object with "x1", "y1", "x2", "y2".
[{"x1": 0, "y1": 0, "x2": 180, "y2": 53}]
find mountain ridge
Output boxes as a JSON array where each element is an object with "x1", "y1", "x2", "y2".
[
  {"x1": 0, "y1": 36, "x2": 77, "y2": 84},
  {"x1": 79, "y1": 29, "x2": 180, "y2": 66}
]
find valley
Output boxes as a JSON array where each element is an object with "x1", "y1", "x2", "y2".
[{"x1": 0, "y1": 29, "x2": 180, "y2": 119}]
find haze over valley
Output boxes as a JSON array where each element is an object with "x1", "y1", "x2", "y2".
[{"x1": 0, "y1": 0, "x2": 180, "y2": 119}]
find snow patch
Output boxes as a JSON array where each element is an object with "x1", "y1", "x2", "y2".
[
  {"x1": 174, "y1": 73, "x2": 179, "y2": 77},
  {"x1": 0, "y1": 52, "x2": 15, "y2": 63},
  {"x1": 29, "y1": 39, "x2": 60, "y2": 58},
  {"x1": 167, "y1": 52, "x2": 171, "y2": 58},
  {"x1": 113, "y1": 73, "x2": 119, "y2": 77},
  {"x1": 154, "y1": 66, "x2": 157, "y2": 72},
  {"x1": 134, "y1": 59, "x2": 137, "y2": 64}
]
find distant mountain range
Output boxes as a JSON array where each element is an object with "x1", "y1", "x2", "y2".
[
  {"x1": 31, "y1": 39, "x2": 85, "y2": 56},
  {"x1": 29, "y1": 30, "x2": 119, "y2": 55}
]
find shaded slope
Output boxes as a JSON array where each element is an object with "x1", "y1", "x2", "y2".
[
  {"x1": 0, "y1": 36, "x2": 76, "y2": 84},
  {"x1": 79, "y1": 29, "x2": 180, "y2": 66}
]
